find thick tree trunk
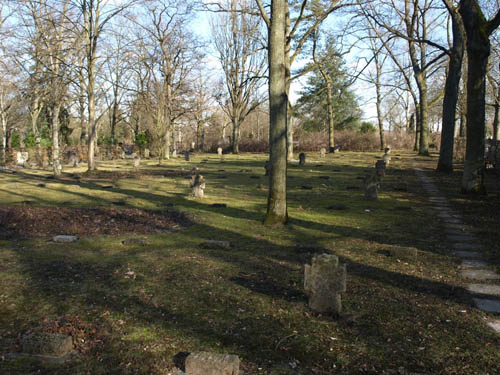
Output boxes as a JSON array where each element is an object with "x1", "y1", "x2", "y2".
[
  {"x1": 437, "y1": 14, "x2": 464, "y2": 173},
  {"x1": 287, "y1": 114, "x2": 293, "y2": 160},
  {"x1": 417, "y1": 78, "x2": 430, "y2": 155},
  {"x1": 232, "y1": 116, "x2": 240, "y2": 154},
  {"x1": 87, "y1": 63, "x2": 97, "y2": 171},
  {"x1": 326, "y1": 81, "x2": 335, "y2": 153},
  {"x1": 459, "y1": 0, "x2": 492, "y2": 194},
  {"x1": 264, "y1": 0, "x2": 288, "y2": 225},
  {"x1": 51, "y1": 104, "x2": 62, "y2": 176}
]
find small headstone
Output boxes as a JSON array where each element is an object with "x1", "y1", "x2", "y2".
[
  {"x1": 217, "y1": 147, "x2": 223, "y2": 157},
  {"x1": 299, "y1": 152, "x2": 306, "y2": 165},
  {"x1": 333, "y1": 145, "x2": 341, "y2": 153},
  {"x1": 383, "y1": 154, "x2": 391, "y2": 166},
  {"x1": 21, "y1": 333, "x2": 73, "y2": 358},
  {"x1": 133, "y1": 156, "x2": 140, "y2": 168},
  {"x1": 384, "y1": 146, "x2": 391, "y2": 154},
  {"x1": 172, "y1": 150, "x2": 177, "y2": 158},
  {"x1": 304, "y1": 253, "x2": 346, "y2": 314},
  {"x1": 16, "y1": 151, "x2": 29, "y2": 166},
  {"x1": 320, "y1": 148, "x2": 326, "y2": 158},
  {"x1": 191, "y1": 142, "x2": 196, "y2": 150},
  {"x1": 363, "y1": 174, "x2": 379, "y2": 201},
  {"x1": 53, "y1": 235, "x2": 78, "y2": 243},
  {"x1": 185, "y1": 351, "x2": 240, "y2": 375},
  {"x1": 184, "y1": 151, "x2": 190, "y2": 161},
  {"x1": 190, "y1": 174, "x2": 205, "y2": 198},
  {"x1": 199, "y1": 240, "x2": 231, "y2": 249},
  {"x1": 144, "y1": 148, "x2": 150, "y2": 158},
  {"x1": 375, "y1": 160, "x2": 386, "y2": 178},
  {"x1": 264, "y1": 161, "x2": 271, "y2": 176}
]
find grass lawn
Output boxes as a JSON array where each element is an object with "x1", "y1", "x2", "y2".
[{"x1": 0, "y1": 151, "x2": 499, "y2": 374}]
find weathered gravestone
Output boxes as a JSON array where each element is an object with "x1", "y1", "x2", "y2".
[
  {"x1": 190, "y1": 174, "x2": 205, "y2": 198},
  {"x1": 17, "y1": 152, "x2": 29, "y2": 166},
  {"x1": 217, "y1": 147, "x2": 223, "y2": 157},
  {"x1": 21, "y1": 332, "x2": 73, "y2": 362},
  {"x1": 184, "y1": 151, "x2": 190, "y2": 161},
  {"x1": 299, "y1": 152, "x2": 306, "y2": 165},
  {"x1": 185, "y1": 351, "x2": 240, "y2": 375},
  {"x1": 191, "y1": 141, "x2": 196, "y2": 150},
  {"x1": 383, "y1": 154, "x2": 391, "y2": 166},
  {"x1": 67, "y1": 151, "x2": 79, "y2": 167},
  {"x1": 320, "y1": 148, "x2": 326, "y2": 158},
  {"x1": 375, "y1": 160, "x2": 386, "y2": 178},
  {"x1": 172, "y1": 150, "x2": 177, "y2": 158},
  {"x1": 363, "y1": 174, "x2": 379, "y2": 201},
  {"x1": 133, "y1": 156, "x2": 141, "y2": 168},
  {"x1": 144, "y1": 148, "x2": 150, "y2": 158},
  {"x1": 304, "y1": 253, "x2": 346, "y2": 314},
  {"x1": 264, "y1": 161, "x2": 271, "y2": 176},
  {"x1": 384, "y1": 146, "x2": 391, "y2": 154},
  {"x1": 53, "y1": 235, "x2": 78, "y2": 243}
]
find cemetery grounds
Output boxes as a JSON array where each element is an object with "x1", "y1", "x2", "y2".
[{"x1": 0, "y1": 151, "x2": 499, "y2": 374}]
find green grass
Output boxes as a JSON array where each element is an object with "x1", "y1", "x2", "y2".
[{"x1": 0, "y1": 151, "x2": 499, "y2": 374}]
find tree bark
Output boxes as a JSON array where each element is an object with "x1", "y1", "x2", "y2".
[
  {"x1": 437, "y1": 11, "x2": 464, "y2": 172},
  {"x1": 375, "y1": 66, "x2": 385, "y2": 150},
  {"x1": 458, "y1": 0, "x2": 497, "y2": 193},
  {"x1": 264, "y1": 0, "x2": 288, "y2": 225},
  {"x1": 50, "y1": 103, "x2": 62, "y2": 176}
]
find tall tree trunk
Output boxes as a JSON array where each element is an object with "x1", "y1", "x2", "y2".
[
  {"x1": 437, "y1": 13, "x2": 465, "y2": 172},
  {"x1": 232, "y1": 116, "x2": 240, "y2": 154},
  {"x1": 264, "y1": 0, "x2": 288, "y2": 225},
  {"x1": 287, "y1": 114, "x2": 293, "y2": 160},
  {"x1": 459, "y1": 0, "x2": 495, "y2": 194},
  {"x1": 50, "y1": 104, "x2": 62, "y2": 176},
  {"x1": 417, "y1": 77, "x2": 430, "y2": 155},
  {"x1": 87, "y1": 66, "x2": 97, "y2": 171},
  {"x1": 414, "y1": 105, "x2": 420, "y2": 151},
  {"x1": 0, "y1": 111, "x2": 6, "y2": 165}
]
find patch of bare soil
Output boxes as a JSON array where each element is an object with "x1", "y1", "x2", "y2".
[{"x1": 0, "y1": 206, "x2": 193, "y2": 239}]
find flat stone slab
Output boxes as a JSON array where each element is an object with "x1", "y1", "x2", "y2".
[
  {"x1": 473, "y1": 298, "x2": 500, "y2": 313},
  {"x1": 468, "y1": 284, "x2": 500, "y2": 296},
  {"x1": 185, "y1": 351, "x2": 240, "y2": 375},
  {"x1": 452, "y1": 251, "x2": 482, "y2": 258},
  {"x1": 53, "y1": 235, "x2": 78, "y2": 243},
  {"x1": 487, "y1": 320, "x2": 500, "y2": 334},
  {"x1": 460, "y1": 269, "x2": 500, "y2": 280},
  {"x1": 453, "y1": 243, "x2": 479, "y2": 251},
  {"x1": 462, "y1": 259, "x2": 490, "y2": 268},
  {"x1": 198, "y1": 240, "x2": 231, "y2": 249}
]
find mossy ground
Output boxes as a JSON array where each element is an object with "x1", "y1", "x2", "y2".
[{"x1": 0, "y1": 151, "x2": 499, "y2": 374}]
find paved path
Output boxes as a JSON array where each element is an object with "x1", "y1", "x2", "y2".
[{"x1": 414, "y1": 169, "x2": 500, "y2": 335}]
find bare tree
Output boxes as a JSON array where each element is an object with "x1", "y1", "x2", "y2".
[{"x1": 211, "y1": 0, "x2": 266, "y2": 154}]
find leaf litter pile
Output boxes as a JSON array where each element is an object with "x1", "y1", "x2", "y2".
[{"x1": 0, "y1": 206, "x2": 193, "y2": 239}]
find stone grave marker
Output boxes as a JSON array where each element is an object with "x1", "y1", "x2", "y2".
[
  {"x1": 217, "y1": 147, "x2": 223, "y2": 157},
  {"x1": 320, "y1": 148, "x2": 326, "y2": 158},
  {"x1": 144, "y1": 148, "x2": 150, "y2": 158},
  {"x1": 172, "y1": 150, "x2": 177, "y2": 158},
  {"x1": 299, "y1": 152, "x2": 306, "y2": 165},
  {"x1": 185, "y1": 351, "x2": 240, "y2": 375},
  {"x1": 184, "y1": 151, "x2": 190, "y2": 161},
  {"x1": 20, "y1": 332, "x2": 73, "y2": 362},
  {"x1": 363, "y1": 174, "x2": 379, "y2": 201},
  {"x1": 190, "y1": 174, "x2": 205, "y2": 198},
  {"x1": 375, "y1": 160, "x2": 386, "y2": 177},
  {"x1": 383, "y1": 154, "x2": 391, "y2": 166},
  {"x1": 16, "y1": 151, "x2": 29, "y2": 166},
  {"x1": 53, "y1": 235, "x2": 78, "y2": 243},
  {"x1": 304, "y1": 253, "x2": 346, "y2": 314},
  {"x1": 264, "y1": 161, "x2": 271, "y2": 176},
  {"x1": 134, "y1": 156, "x2": 141, "y2": 168},
  {"x1": 384, "y1": 146, "x2": 391, "y2": 154}
]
